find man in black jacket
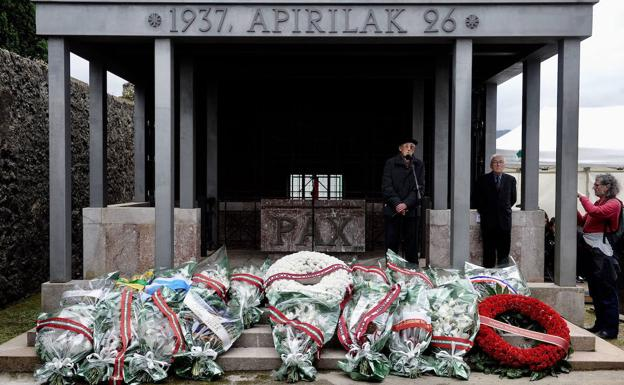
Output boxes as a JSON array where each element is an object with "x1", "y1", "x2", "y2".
[
  {"x1": 475, "y1": 154, "x2": 517, "y2": 267},
  {"x1": 382, "y1": 138, "x2": 425, "y2": 263}
]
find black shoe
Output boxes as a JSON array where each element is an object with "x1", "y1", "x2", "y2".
[
  {"x1": 585, "y1": 325, "x2": 601, "y2": 333},
  {"x1": 596, "y1": 330, "x2": 618, "y2": 340}
]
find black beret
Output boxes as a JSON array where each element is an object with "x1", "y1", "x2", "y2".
[{"x1": 399, "y1": 138, "x2": 418, "y2": 146}]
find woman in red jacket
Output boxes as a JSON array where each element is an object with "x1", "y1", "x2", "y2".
[{"x1": 578, "y1": 174, "x2": 621, "y2": 339}]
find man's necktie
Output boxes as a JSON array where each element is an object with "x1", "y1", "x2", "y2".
[{"x1": 495, "y1": 175, "x2": 501, "y2": 189}]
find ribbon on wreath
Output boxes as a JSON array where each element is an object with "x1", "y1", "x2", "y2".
[
  {"x1": 264, "y1": 263, "x2": 350, "y2": 288},
  {"x1": 351, "y1": 264, "x2": 390, "y2": 284},
  {"x1": 191, "y1": 273, "x2": 228, "y2": 300},
  {"x1": 479, "y1": 315, "x2": 570, "y2": 352},
  {"x1": 109, "y1": 289, "x2": 133, "y2": 385},
  {"x1": 386, "y1": 262, "x2": 434, "y2": 288},
  {"x1": 267, "y1": 305, "x2": 325, "y2": 349},
  {"x1": 36, "y1": 317, "x2": 94, "y2": 344},
  {"x1": 231, "y1": 273, "x2": 264, "y2": 291},
  {"x1": 152, "y1": 290, "x2": 186, "y2": 357}
]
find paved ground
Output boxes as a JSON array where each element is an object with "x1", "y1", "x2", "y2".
[{"x1": 6, "y1": 370, "x2": 624, "y2": 385}]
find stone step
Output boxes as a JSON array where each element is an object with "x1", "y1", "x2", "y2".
[{"x1": 4, "y1": 330, "x2": 624, "y2": 373}]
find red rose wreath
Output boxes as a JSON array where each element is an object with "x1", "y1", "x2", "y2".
[{"x1": 476, "y1": 294, "x2": 570, "y2": 372}]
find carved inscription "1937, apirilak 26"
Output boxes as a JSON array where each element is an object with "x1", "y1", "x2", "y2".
[{"x1": 154, "y1": 7, "x2": 468, "y2": 35}]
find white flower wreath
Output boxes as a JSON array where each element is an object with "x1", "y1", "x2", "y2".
[{"x1": 264, "y1": 251, "x2": 352, "y2": 306}]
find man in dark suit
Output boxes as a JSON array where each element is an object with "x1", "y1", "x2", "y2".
[
  {"x1": 382, "y1": 138, "x2": 425, "y2": 263},
  {"x1": 475, "y1": 154, "x2": 517, "y2": 267}
]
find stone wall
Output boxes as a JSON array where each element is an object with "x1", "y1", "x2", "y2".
[
  {"x1": 0, "y1": 48, "x2": 134, "y2": 307},
  {"x1": 426, "y1": 209, "x2": 545, "y2": 282}
]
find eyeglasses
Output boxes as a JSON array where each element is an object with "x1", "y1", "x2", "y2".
[{"x1": 492, "y1": 160, "x2": 505, "y2": 164}]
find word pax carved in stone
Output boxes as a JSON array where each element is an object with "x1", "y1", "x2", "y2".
[{"x1": 272, "y1": 215, "x2": 352, "y2": 247}]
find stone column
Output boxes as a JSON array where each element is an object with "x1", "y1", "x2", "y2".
[
  {"x1": 133, "y1": 85, "x2": 147, "y2": 202},
  {"x1": 484, "y1": 83, "x2": 497, "y2": 173},
  {"x1": 433, "y1": 57, "x2": 449, "y2": 210},
  {"x1": 154, "y1": 38, "x2": 175, "y2": 269},
  {"x1": 48, "y1": 38, "x2": 72, "y2": 282},
  {"x1": 206, "y1": 80, "x2": 218, "y2": 247},
  {"x1": 521, "y1": 59, "x2": 541, "y2": 210},
  {"x1": 450, "y1": 39, "x2": 473, "y2": 269},
  {"x1": 412, "y1": 79, "x2": 424, "y2": 161},
  {"x1": 180, "y1": 57, "x2": 195, "y2": 209},
  {"x1": 554, "y1": 39, "x2": 580, "y2": 287},
  {"x1": 89, "y1": 59, "x2": 107, "y2": 207}
]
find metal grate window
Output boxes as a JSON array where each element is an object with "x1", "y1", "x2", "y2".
[{"x1": 289, "y1": 174, "x2": 342, "y2": 200}]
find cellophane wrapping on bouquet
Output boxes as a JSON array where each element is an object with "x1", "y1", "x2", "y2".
[
  {"x1": 388, "y1": 284, "x2": 432, "y2": 378},
  {"x1": 267, "y1": 295, "x2": 340, "y2": 383},
  {"x1": 264, "y1": 251, "x2": 352, "y2": 383},
  {"x1": 189, "y1": 245, "x2": 230, "y2": 303},
  {"x1": 77, "y1": 289, "x2": 140, "y2": 385},
  {"x1": 426, "y1": 267, "x2": 464, "y2": 287},
  {"x1": 34, "y1": 304, "x2": 96, "y2": 385},
  {"x1": 123, "y1": 290, "x2": 187, "y2": 385},
  {"x1": 173, "y1": 286, "x2": 242, "y2": 381},
  {"x1": 336, "y1": 263, "x2": 400, "y2": 381},
  {"x1": 143, "y1": 261, "x2": 195, "y2": 307},
  {"x1": 421, "y1": 279, "x2": 480, "y2": 380},
  {"x1": 385, "y1": 249, "x2": 434, "y2": 289},
  {"x1": 465, "y1": 260, "x2": 531, "y2": 299},
  {"x1": 228, "y1": 260, "x2": 270, "y2": 329},
  {"x1": 35, "y1": 274, "x2": 118, "y2": 385}
]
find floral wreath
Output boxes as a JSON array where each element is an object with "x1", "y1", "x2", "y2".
[
  {"x1": 264, "y1": 251, "x2": 352, "y2": 304},
  {"x1": 475, "y1": 294, "x2": 570, "y2": 372}
]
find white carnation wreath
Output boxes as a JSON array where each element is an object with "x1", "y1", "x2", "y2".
[{"x1": 264, "y1": 251, "x2": 352, "y2": 305}]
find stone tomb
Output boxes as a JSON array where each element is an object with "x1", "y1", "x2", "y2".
[{"x1": 260, "y1": 199, "x2": 365, "y2": 253}]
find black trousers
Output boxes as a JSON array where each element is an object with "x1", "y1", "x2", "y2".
[
  {"x1": 481, "y1": 225, "x2": 511, "y2": 268},
  {"x1": 384, "y1": 215, "x2": 419, "y2": 263},
  {"x1": 579, "y1": 238, "x2": 620, "y2": 337}
]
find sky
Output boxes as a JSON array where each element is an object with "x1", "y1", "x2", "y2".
[
  {"x1": 496, "y1": 0, "x2": 624, "y2": 133},
  {"x1": 70, "y1": 0, "x2": 624, "y2": 130}
]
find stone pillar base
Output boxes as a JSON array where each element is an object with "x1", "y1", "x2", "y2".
[
  {"x1": 528, "y1": 282, "x2": 585, "y2": 326},
  {"x1": 83, "y1": 204, "x2": 201, "y2": 278},
  {"x1": 426, "y1": 209, "x2": 545, "y2": 282}
]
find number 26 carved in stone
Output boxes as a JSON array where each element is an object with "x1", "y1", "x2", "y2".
[{"x1": 424, "y1": 8, "x2": 456, "y2": 33}]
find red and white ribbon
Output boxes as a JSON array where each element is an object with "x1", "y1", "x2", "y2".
[
  {"x1": 479, "y1": 315, "x2": 570, "y2": 352},
  {"x1": 231, "y1": 273, "x2": 264, "y2": 291},
  {"x1": 351, "y1": 264, "x2": 389, "y2": 284},
  {"x1": 267, "y1": 305, "x2": 325, "y2": 349},
  {"x1": 110, "y1": 289, "x2": 133, "y2": 385},
  {"x1": 191, "y1": 273, "x2": 227, "y2": 300},
  {"x1": 354, "y1": 284, "x2": 402, "y2": 343},
  {"x1": 386, "y1": 262, "x2": 434, "y2": 288},
  {"x1": 430, "y1": 335, "x2": 474, "y2": 352},
  {"x1": 36, "y1": 317, "x2": 94, "y2": 344},
  {"x1": 152, "y1": 290, "x2": 186, "y2": 357},
  {"x1": 264, "y1": 263, "x2": 350, "y2": 288}
]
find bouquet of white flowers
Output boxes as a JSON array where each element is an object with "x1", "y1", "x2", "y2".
[
  {"x1": 173, "y1": 288, "x2": 242, "y2": 380},
  {"x1": 385, "y1": 250, "x2": 434, "y2": 288},
  {"x1": 388, "y1": 284, "x2": 432, "y2": 378},
  {"x1": 337, "y1": 264, "x2": 400, "y2": 381},
  {"x1": 228, "y1": 260, "x2": 270, "y2": 329},
  {"x1": 190, "y1": 247, "x2": 230, "y2": 303},
  {"x1": 123, "y1": 291, "x2": 187, "y2": 385},
  {"x1": 77, "y1": 289, "x2": 140, "y2": 385},
  {"x1": 422, "y1": 279, "x2": 479, "y2": 380},
  {"x1": 265, "y1": 251, "x2": 352, "y2": 382},
  {"x1": 465, "y1": 260, "x2": 531, "y2": 300},
  {"x1": 35, "y1": 304, "x2": 96, "y2": 385},
  {"x1": 425, "y1": 267, "x2": 464, "y2": 287}
]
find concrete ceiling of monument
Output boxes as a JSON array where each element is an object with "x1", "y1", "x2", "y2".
[{"x1": 69, "y1": 39, "x2": 549, "y2": 88}]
